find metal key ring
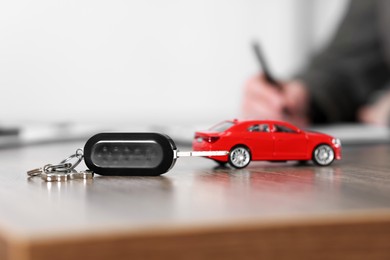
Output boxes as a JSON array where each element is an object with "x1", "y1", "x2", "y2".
[
  {"x1": 44, "y1": 163, "x2": 73, "y2": 173},
  {"x1": 27, "y1": 168, "x2": 43, "y2": 177},
  {"x1": 60, "y1": 149, "x2": 84, "y2": 170},
  {"x1": 42, "y1": 172, "x2": 69, "y2": 182}
]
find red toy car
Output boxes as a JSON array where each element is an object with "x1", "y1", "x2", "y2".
[{"x1": 192, "y1": 119, "x2": 341, "y2": 168}]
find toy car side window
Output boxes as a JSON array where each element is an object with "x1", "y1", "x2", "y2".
[
  {"x1": 248, "y1": 124, "x2": 270, "y2": 133},
  {"x1": 274, "y1": 124, "x2": 297, "y2": 133}
]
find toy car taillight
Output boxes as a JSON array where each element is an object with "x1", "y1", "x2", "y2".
[
  {"x1": 195, "y1": 136, "x2": 203, "y2": 143},
  {"x1": 194, "y1": 136, "x2": 219, "y2": 143},
  {"x1": 205, "y1": 136, "x2": 220, "y2": 143}
]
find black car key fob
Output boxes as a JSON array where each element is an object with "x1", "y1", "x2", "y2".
[
  {"x1": 84, "y1": 132, "x2": 228, "y2": 176},
  {"x1": 84, "y1": 133, "x2": 177, "y2": 176}
]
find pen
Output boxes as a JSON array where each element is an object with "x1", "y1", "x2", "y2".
[
  {"x1": 252, "y1": 42, "x2": 283, "y2": 91},
  {"x1": 252, "y1": 41, "x2": 291, "y2": 115}
]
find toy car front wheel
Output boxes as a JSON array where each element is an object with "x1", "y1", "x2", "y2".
[
  {"x1": 229, "y1": 146, "x2": 251, "y2": 169},
  {"x1": 312, "y1": 144, "x2": 335, "y2": 166}
]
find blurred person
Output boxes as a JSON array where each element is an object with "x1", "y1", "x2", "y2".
[{"x1": 242, "y1": 0, "x2": 390, "y2": 126}]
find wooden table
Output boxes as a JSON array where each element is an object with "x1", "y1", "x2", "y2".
[{"x1": 1, "y1": 142, "x2": 390, "y2": 260}]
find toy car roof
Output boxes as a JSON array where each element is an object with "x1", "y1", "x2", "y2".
[{"x1": 228, "y1": 119, "x2": 298, "y2": 127}]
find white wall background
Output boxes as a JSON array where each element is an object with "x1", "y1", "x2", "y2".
[{"x1": 0, "y1": 0, "x2": 349, "y2": 125}]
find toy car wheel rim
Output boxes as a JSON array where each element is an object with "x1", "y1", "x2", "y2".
[
  {"x1": 230, "y1": 147, "x2": 250, "y2": 168},
  {"x1": 314, "y1": 145, "x2": 334, "y2": 165}
]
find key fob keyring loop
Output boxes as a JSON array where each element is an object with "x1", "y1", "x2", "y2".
[{"x1": 59, "y1": 149, "x2": 83, "y2": 170}]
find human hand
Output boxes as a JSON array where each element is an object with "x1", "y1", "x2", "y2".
[
  {"x1": 358, "y1": 90, "x2": 390, "y2": 126},
  {"x1": 241, "y1": 74, "x2": 310, "y2": 126}
]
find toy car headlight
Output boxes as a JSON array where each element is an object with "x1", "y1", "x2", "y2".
[{"x1": 332, "y1": 138, "x2": 341, "y2": 147}]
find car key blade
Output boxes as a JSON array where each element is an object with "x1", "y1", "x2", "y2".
[{"x1": 175, "y1": 151, "x2": 228, "y2": 157}]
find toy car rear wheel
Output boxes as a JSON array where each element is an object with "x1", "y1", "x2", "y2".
[
  {"x1": 229, "y1": 146, "x2": 251, "y2": 169},
  {"x1": 312, "y1": 144, "x2": 335, "y2": 166}
]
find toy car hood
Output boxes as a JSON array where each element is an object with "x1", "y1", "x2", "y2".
[{"x1": 305, "y1": 130, "x2": 334, "y2": 140}]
